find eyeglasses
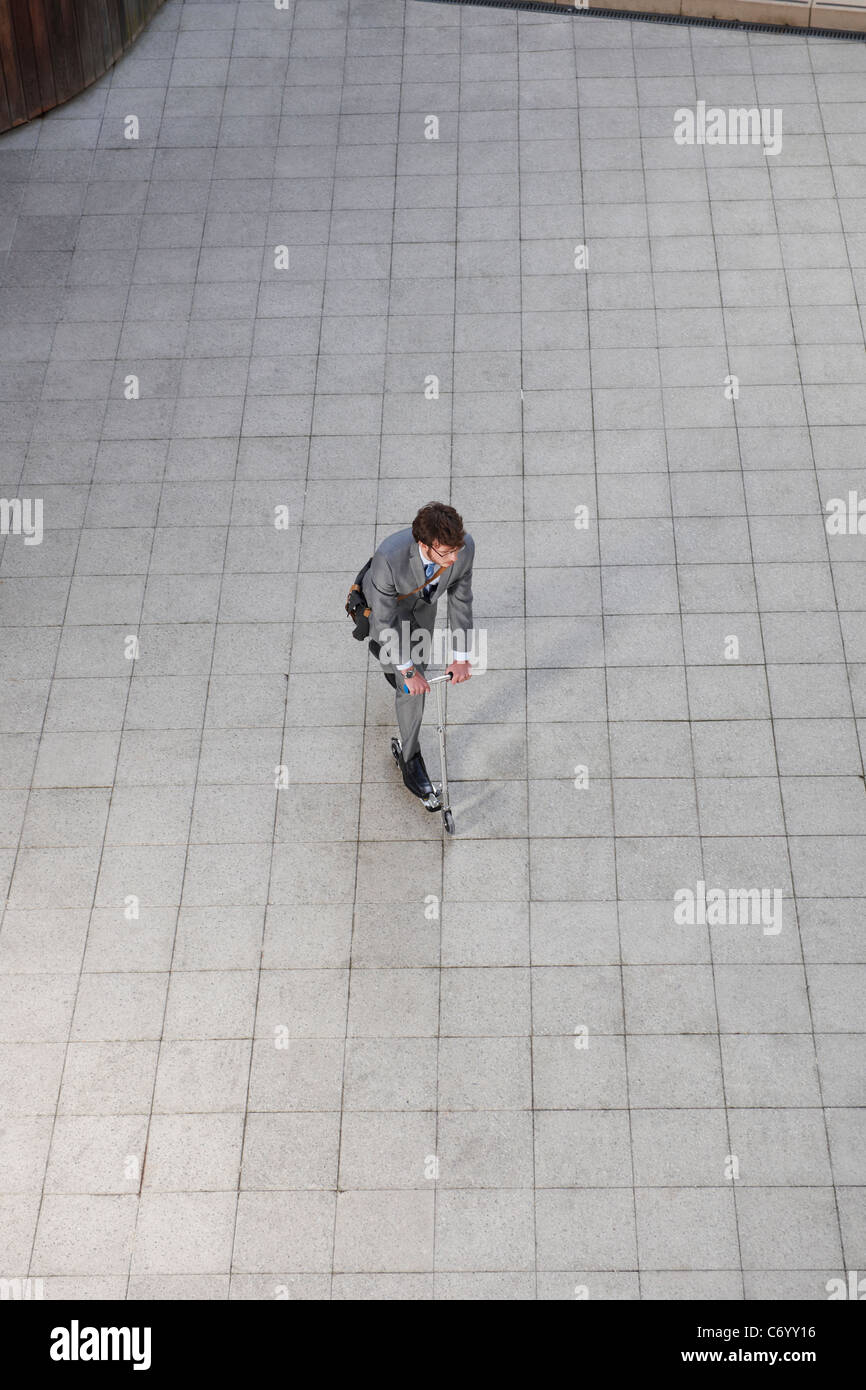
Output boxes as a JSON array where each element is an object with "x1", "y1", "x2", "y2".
[{"x1": 427, "y1": 542, "x2": 464, "y2": 560}]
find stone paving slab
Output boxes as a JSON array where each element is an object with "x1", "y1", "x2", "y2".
[{"x1": 0, "y1": 0, "x2": 864, "y2": 1300}]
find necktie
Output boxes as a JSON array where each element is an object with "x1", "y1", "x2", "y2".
[{"x1": 422, "y1": 561, "x2": 438, "y2": 602}]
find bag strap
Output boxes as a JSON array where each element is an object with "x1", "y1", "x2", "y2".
[
  {"x1": 396, "y1": 563, "x2": 446, "y2": 601},
  {"x1": 347, "y1": 558, "x2": 447, "y2": 616}
]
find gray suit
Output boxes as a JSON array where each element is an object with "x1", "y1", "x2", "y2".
[{"x1": 362, "y1": 526, "x2": 474, "y2": 761}]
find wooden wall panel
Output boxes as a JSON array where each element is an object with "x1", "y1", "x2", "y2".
[
  {"x1": 46, "y1": 0, "x2": 85, "y2": 107},
  {"x1": 75, "y1": 0, "x2": 104, "y2": 90},
  {"x1": 0, "y1": 43, "x2": 11, "y2": 130},
  {"x1": 0, "y1": 0, "x2": 165, "y2": 133},
  {"x1": 0, "y1": 1, "x2": 25, "y2": 128},
  {"x1": 8, "y1": 0, "x2": 46, "y2": 120}
]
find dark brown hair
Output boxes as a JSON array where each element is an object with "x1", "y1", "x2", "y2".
[{"x1": 412, "y1": 501, "x2": 465, "y2": 550}]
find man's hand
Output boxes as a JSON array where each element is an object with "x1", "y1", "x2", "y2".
[
  {"x1": 446, "y1": 661, "x2": 472, "y2": 684},
  {"x1": 403, "y1": 671, "x2": 430, "y2": 695}
]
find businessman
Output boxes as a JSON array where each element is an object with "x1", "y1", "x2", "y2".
[{"x1": 363, "y1": 501, "x2": 474, "y2": 806}]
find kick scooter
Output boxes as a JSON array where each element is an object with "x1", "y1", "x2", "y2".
[{"x1": 391, "y1": 671, "x2": 455, "y2": 835}]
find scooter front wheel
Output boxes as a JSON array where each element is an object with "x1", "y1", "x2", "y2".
[{"x1": 443, "y1": 809, "x2": 455, "y2": 835}]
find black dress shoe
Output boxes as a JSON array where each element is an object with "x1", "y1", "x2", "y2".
[
  {"x1": 404, "y1": 750, "x2": 435, "y2": 797},
  {"x1": 394, "y1": 744, "x2": 440, "y2": 808}
]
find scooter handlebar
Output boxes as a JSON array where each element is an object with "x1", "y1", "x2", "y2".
[{"x1": 401, "y1": 671, "x2": 454, "y2": 693}]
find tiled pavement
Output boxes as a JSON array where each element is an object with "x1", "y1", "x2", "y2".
[{"x1": 0, "y1": 0, "x2": 865, "y2": 1300}]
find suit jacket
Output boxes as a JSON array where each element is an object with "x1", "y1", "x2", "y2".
[{"x1": 362, "y1": 526, "x2": 474, "y2": 668}]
